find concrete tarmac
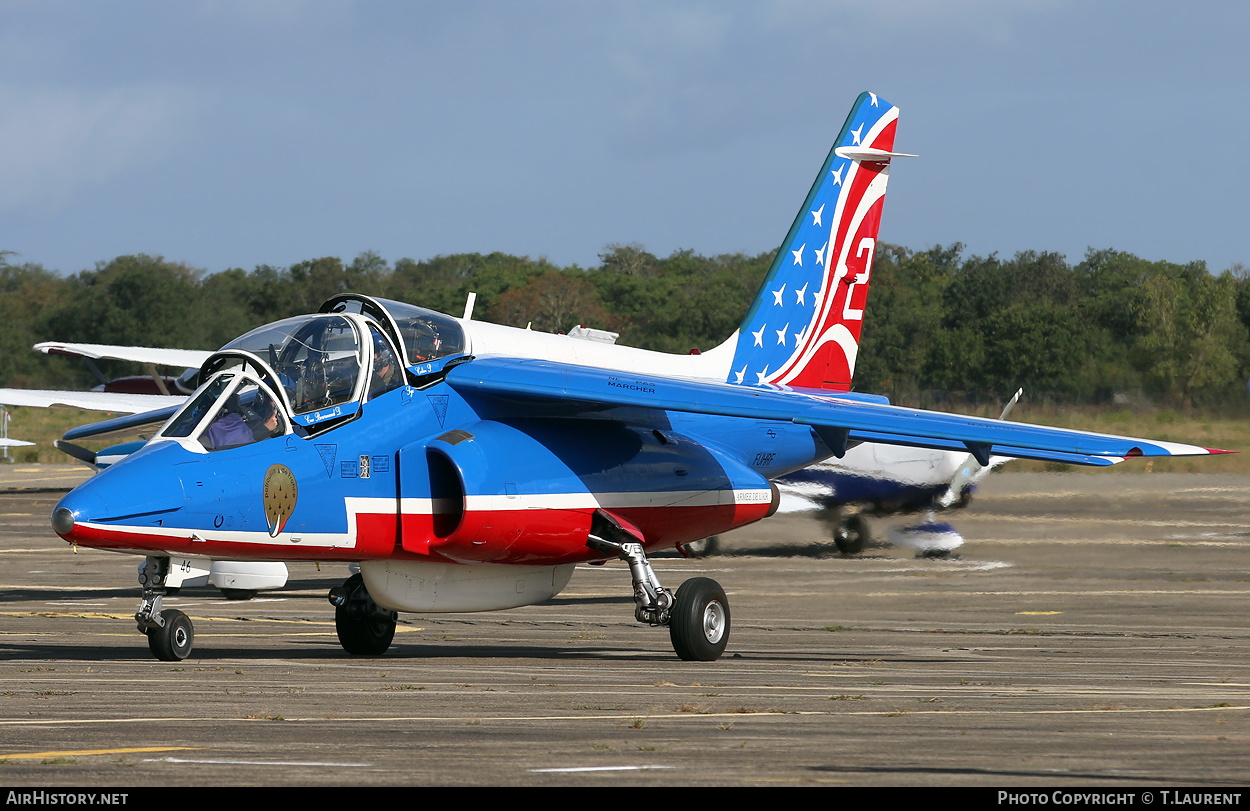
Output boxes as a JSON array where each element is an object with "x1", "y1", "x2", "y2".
[{"x1": 0, "y1": 466, "x2": 1247, "y2": 787}]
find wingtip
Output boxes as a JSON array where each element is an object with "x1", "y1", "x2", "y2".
[{"x1": 1205, "y1": 447, "x2": 1236, "y2": 455}]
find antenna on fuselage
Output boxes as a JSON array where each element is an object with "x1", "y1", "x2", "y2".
[{"x1": 462, "y1": 291, "x2": 477, "y2": 321}]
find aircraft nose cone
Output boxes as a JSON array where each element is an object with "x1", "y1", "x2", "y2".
[
  {"x1": 50, "y1": 489, "x2": 109, "y2": 540},
  {"x1": 51, "y1": 507, "x2": 75, "y2": 535}
]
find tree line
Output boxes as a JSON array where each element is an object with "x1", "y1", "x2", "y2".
[{"x1": 2, "y1": 244, "x2": 1247, "y2": 409}]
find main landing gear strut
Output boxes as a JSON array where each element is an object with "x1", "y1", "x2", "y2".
[
  {"x1": 136, "y1": 556, "x2": 194, "y2": 661},
  {"x1": 587, "y1": 514, "x2": 730, "y2": 661}
]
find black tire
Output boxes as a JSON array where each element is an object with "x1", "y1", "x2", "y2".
[
  {"x1": 668, "y1": 577, "x2": 730, "y2": 661},
  {"x1": 147, "y1": 609, "x2": 194, "y2": 661},
  {"x1": 219, "y1": 588, "x2": 257, "y2": 601},
  {"x1": 335, "y1": 574, "x2": 397, "y2": 656},
  {"x1": 833, "y1": 514, "x2": 869, "y2": 555}
]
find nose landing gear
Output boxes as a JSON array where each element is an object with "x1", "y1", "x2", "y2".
[{"x1": 135, "y1": 556, "x2": 195, "y2": 662}]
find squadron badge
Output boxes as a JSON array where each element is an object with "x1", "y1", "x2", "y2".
[{"x1": 263, "y1": 464, "x2": 298, "y2": 537}]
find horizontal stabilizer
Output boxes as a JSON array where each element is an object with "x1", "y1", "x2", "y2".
[{"x1": 833, "y1": 146, "x2": 918, "y2": 162}]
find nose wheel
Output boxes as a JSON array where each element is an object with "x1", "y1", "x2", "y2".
[
  {"x1": 147, "y1": 609, "x2": 194, "y2": 661},
  {"x1": 135, "y1": 557, "x2": 196, "y2": 661}
]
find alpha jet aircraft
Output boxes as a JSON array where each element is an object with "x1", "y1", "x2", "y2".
[{"x1": 48, "y1": 92, "x2": 1225, "y2": 662}]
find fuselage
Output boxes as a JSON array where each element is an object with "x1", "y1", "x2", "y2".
[{"x1": 51, "y1": 299, "x2": 826, "y2": 569}]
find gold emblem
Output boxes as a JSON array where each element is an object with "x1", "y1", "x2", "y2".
[{"x1": 263, "y1": 464, "x2": 298, "y2": 537}]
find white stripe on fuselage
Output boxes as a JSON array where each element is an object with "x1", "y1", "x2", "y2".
[{"x1": 76, "y1": 488, "x2": 773, "y2": 553}]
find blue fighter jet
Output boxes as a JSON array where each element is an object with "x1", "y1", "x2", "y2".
[{"x1": 48, "y1": 93, "x2": 1226, "y2": 662}]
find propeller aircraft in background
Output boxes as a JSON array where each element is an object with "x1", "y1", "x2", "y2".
[
  {"x1": 770, "y1": 389, "x2": 1022, "y2": 557},
  {"x1": 24, "y1": 93, "x2": 1228, "y2": 662}
]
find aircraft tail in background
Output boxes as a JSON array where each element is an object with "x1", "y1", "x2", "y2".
[{"x1": 729, "y1": 91, "x2": 912, "y2": 391}]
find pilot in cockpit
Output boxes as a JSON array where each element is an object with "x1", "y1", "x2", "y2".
[
  {"x1": 369, "y1": 330, "x2": 403, "y2": 399},
  {"x1": 409, "y1": 321, "x2": 443, "y2": 362},
  {"x1": 204, "y1": 394, "x2": 253, "y2": 450},
  {"x1": 202, "y1": 384, "x2": 285, "y2": 450}
]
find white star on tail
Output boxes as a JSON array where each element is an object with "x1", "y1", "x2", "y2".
[
  {"x1": 776, "y1": 324, "x2": 789, "y2": 346},
  {"x1": 752, "y1": 325, "x2": 765, "y2": 347},
  {"x1": 772, "y1": 284, "x2": 786, "y2": 306},
  {"x1": 795, "y1": 282, "x2": 808, "y2": 305},
  {"x1": 811, "y1": 203, "x2": 824, "y2": 227},
  {"x1": 791, "y1": 243, "x2": 804, "y2": 266}
]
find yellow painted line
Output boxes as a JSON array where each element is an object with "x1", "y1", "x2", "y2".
[
  {"x1": 1015, "y1": 611, "x2": 1063, "y2": 615},
  {"x1": 0, "y1": 746, "x2": 198, "y2": 760},
  {"x1": 0, "y1": 614, "x2": 423, "y2": 635},
  {"x1": 2, "y1": 705, "x2": 1246, "y2": 728}
]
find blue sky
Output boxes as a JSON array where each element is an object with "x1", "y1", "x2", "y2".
[{"x1": 3, "y1": 1, "x2": 1248, "y2": 277}]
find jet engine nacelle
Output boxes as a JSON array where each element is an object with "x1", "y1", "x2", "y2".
[{"x1": 403, "y1": 418, "x2": 778, "y2": 565}]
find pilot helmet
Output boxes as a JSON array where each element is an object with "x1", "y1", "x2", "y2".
[{"x1": 410, "y1": 322, "x2": 442, "y2": 361}]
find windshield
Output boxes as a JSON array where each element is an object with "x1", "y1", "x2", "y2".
[
  {"x1": 158, "y1": 372, "x2": 289, "y2": 450},
  {"x1": 221, "y1": 314, "x2": 364, "y2": 419},
  {"x1": 199, "y1": 378, "x2": 287, "y2": 451},
  {"x1": 163, "y1": 374, "x2": 234, "y2": 438}
]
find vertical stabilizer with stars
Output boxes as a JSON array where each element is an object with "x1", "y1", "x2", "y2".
[{"x1": 728, "y1": 92, "x2": 911, "y2": 391}]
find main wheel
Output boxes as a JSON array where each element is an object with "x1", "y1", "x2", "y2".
[
  {"x1": 833, "y1": 514, "x2": 869, "y2": 555},
  {"x1": 668, "y1": 577, "x2": 730, "y2": 661},
  {"x1": 335, "y1": 574, "x2": 397, "y2": 656},
  {"x1": 147, "y1": 609, "x2": 194, "y2": 661}
]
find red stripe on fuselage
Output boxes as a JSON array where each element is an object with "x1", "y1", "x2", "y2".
[{"x1": 62, "y1": 499, "x2": 775, "y2": 566}]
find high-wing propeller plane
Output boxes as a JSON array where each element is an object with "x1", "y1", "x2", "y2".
[
  {"x1": 772, "y1": 389, "x2": 1022, "y2": 557},
  {"x1": 46, "y1": 93, "x2": 1226, "y2": 662}
]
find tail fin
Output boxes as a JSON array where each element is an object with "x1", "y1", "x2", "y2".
[{"x1": 729, "y1": 92, "x2": 910, "y2": 391}]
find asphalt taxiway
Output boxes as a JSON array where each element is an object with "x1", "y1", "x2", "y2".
[{"x1": 0, "y1": 466, "x2": 1247, "y2": 787}]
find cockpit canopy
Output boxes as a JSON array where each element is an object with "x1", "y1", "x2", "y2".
[
  {"x1": 154, "y1": 296, "x2": 467, "y2": 450},
  {"x1": 221, "y1": 314, "x2": 364, "y2": 420},
  {"x1": 319, "y1": 294, "x2": 466, "y2": 369},
  {"x1": 157, "y1": 368, "x2": 288, "y2": 452}
]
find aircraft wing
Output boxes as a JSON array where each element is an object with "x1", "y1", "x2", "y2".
[
  {"x1": 0, "y1": 388, "x2": 186, "y2": 414},
  {"x1": 34, "y1": 342, "x2": 213, "y2": 369},
  {"x1": 445, "y1": 357, "x2": 1226, "y2": 466}
]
